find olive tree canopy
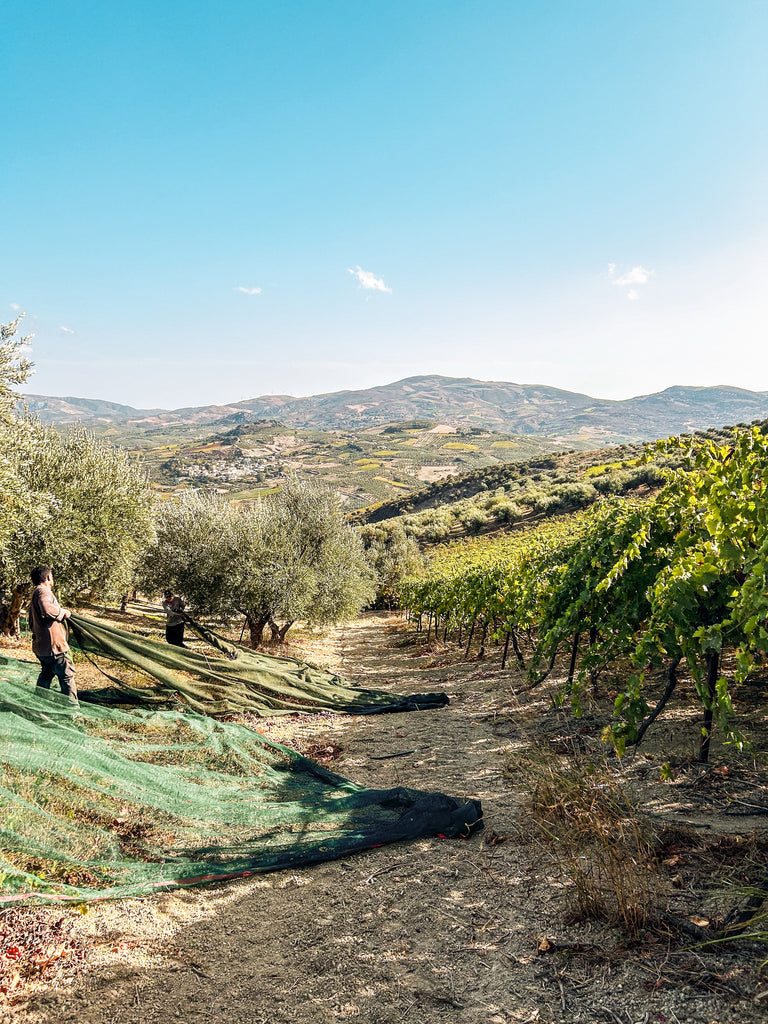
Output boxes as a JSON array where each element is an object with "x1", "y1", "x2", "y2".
[
  {"x1": 0, "y1": 421, "x2": 156, "y2": 630},
  {"x1": 0, "y1": 318, "x2": 156, "y2": 633},
  {"x1": 0, "y1": 315, "x2": 33, "y2": 424},
  {"x1": 142, "y1": 478, "x2": 376, "y2": 644},
  {"x1": 359, "y1": 521, "x2": 423, "y2": 608},
  {"x1": 0, "y1": 316, "x2": 35, "y2": 562}
]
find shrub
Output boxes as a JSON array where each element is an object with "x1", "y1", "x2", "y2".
[{"x1": 519, "y1": 755, "x2": 660, "y2": 936}]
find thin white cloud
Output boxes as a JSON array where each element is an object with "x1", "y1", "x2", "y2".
[
  {"x1": 608, "y1": 263, "x2": 654, "y2": 299},
  {"x1": 348, "y1": 266, "x2": 392, "y2": 293},
  {"x1": 614, "y1": 266, "x2": 653, "y2": 287},
  {"x1": 60, "y1": 326, "x2": 75, "y2": 334},
  {"x1": 235, "y1": 286, "x2": 262, "y2": 295},
  {"x1": 10, "y1": 303, "x2": 21, "y2": 311}
]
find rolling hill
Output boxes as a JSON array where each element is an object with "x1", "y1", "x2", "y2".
[{"x1": 23, "y1": 375, "x2": 768, "y2": 445}]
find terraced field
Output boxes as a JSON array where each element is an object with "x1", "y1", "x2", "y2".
[{"x1": 97, "y1": 419, "x2": 587, "y2": 507}]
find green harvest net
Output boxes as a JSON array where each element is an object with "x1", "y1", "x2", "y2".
[
  {"x1": 0, "y1": 656, "x2": 482, "y2": 906},
  {"x1": 67, "y1": 613, "x2": 449, "y2": 717}
]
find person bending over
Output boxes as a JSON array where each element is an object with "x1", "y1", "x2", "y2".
[
  {"x1": 162, "y1": 589, "x2": 186, "y2": 646},
  {"x1": 28, "y1": 566, "x2": 78, "y2": 705}
]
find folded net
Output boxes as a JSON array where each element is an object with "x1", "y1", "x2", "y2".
[{"x1": 68, "y1": 613, "x2": 448, "y2": 716}]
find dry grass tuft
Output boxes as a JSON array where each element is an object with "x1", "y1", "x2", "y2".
[{"x1": 517, "y1": 753, "x2": 661, "y2": 936}]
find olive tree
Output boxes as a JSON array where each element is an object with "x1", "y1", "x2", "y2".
[
  {"x1": 0, "y1": 318, "x2": 157, "y2": 632},
  {"x1": 0, "y1": 316, "x2": 39, "y2": 629},
  {"x1": 359, "y1": 521, "x2": 423, "y2": 608},
  {"x1": 0, "y1": 317, "x2": 35, "y2": 559},
  {"x1": 0, "y1": 315, "x2": 33, "y2": 423},
  {"x1": 142, "y1": 478, "x2": 376, "y2": 645},
  {"x1": 0, "y1": 421, "x2": 157, "y2": 632}
]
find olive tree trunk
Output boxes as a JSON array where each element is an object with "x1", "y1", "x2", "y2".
[
  {"x1": 0, "y1": 583, "x2": 29, "y2": 637},
  {"x1": 246, "y1": 612, "x2": 272, "y2": 647}
]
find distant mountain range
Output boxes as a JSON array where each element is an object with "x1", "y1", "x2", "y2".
[{"x1": 22, "y1": 375, "x2": 768, "y2": 444}]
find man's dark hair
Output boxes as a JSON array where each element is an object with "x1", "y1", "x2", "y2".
[{"x1": 31, "y1": 566, "x2": 53, "y2": 586}]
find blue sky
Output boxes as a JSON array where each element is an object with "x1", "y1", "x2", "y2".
[{"x1": 4, "y1": 1, "x2": 767, "y2": 408}]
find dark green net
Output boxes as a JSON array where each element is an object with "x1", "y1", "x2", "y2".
[
  {"x1": 0, "y1": 656, "x2": 481, "y2": 906},
  {"x1": 68, "y1": 613, "x2": 449, "y2": 716}
]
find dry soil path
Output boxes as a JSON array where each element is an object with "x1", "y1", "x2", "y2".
[{"x1": 15, "y1": 613, "x2": 766, "y2": 1024}]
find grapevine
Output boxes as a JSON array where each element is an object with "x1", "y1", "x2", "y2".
[{"x1": 397, "y1": 426, "x2": 768, "y2": 760}]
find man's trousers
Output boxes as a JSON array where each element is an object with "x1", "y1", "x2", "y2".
[{"x1": 36, "y1": 653, "x2": 78, "y2": 705}]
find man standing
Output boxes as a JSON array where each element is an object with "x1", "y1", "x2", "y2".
[
  {"x1": 28, "y1": 566, "x2": 78, "y2": 705},
  {"x1": 162, "y1": 589, "x2": 186, "y2": 646}
]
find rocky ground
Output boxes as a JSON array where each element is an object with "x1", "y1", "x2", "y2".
[{"x1": 2, "y1": 612, "x2": 768, "y2": 1023}]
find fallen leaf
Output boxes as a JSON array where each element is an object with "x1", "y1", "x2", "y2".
[{"x1": 484, "y1": 828, "x2": 510, "y2": 847}]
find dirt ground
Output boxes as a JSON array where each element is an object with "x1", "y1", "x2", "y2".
[{"x1": 3, "y1": 612, "x2": 768, "y2": 1023}]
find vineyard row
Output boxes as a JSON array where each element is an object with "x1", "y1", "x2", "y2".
[{"x1": 397, "y1": 429, "x2": 768, "y2": 761}]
